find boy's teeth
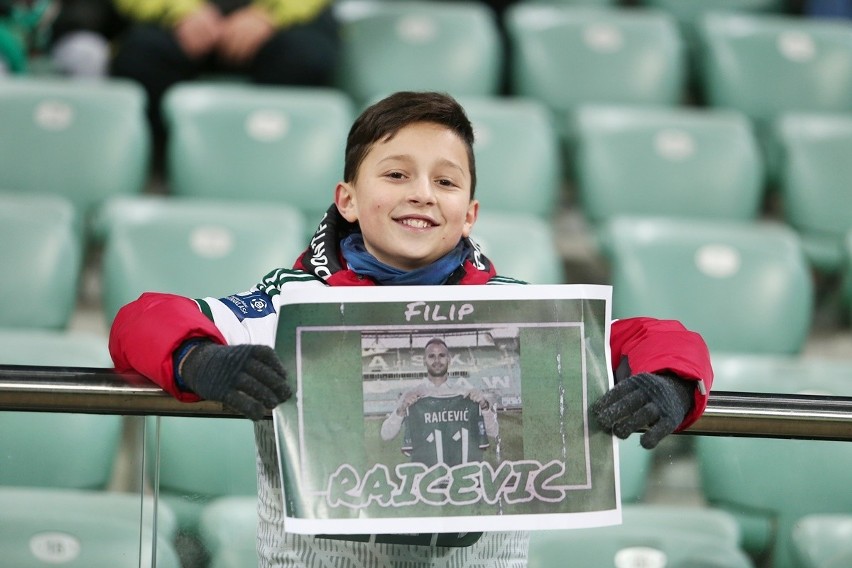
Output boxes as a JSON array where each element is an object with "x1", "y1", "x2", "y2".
[{"x1": 401, "y1": 219, "x2": 430, "y2": 228}]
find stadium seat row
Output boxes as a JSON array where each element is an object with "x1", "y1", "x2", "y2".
[
  {"x1": 1, "y1": 74, "x2": 850, "y2": 274},
  {"x1": 335, "y1": 2, "x2": 852, "y2": 120}
]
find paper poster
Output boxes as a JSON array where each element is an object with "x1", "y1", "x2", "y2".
[{"x1": 272, "y1": 284, "x2": 620, "y2": 536}]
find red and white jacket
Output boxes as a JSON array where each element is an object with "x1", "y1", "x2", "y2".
[{"x1": 110, "y1": 206, "x2": 712, "y2": 430}]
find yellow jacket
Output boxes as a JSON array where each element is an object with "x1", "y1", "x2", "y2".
[{"x1": 113, "y1": 0, "x2": 331, "y2": 28}]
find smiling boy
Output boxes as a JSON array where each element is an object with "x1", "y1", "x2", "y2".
[{"x1": 110, "y1": 91, "x2": 713, "y2": 567}]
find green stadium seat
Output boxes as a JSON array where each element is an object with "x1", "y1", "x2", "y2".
[
  {"x1": 695, "y1": 12, "x2": 852, "y2": 126},
  {"x1": 163, "y1": 83, "x2": 353, "y2": 225},
  {"x1": 0, "y1": 192, "x2": 82, "y2": 330},
  {"x1": 643, "y1": 0, "x2": 785, "y2": 54},
  {"x1": 772, "y1": 112, "x2": 852, "y2": 274},
  {"x1": 0, "y1": 322, "x2": 120, "y2": 496},
  {"x1": 100, "y1": 196, "x2": 306, "y2": 325},
  {"x1": 471, "y1": 212, "x2": 565, "y2": 284},
  {"x1": 792, "y1": 514, "x2": 852, "y2": 568},
  {"x1": 844, "y1": 230, "x2": 852, "y2": 323},
  {"x1": 618, "y1": 435, "x2": 653, "y2": 504},
  {"x1": 149, "y1": 417, "x2": 258, "y2": 537},
  {"x1": 528, "y1": 504, "x2": 753, "y2": 567},
  {"x1": 0, "y1": 77, "x2": 149, "y2": 220},
  {"x1": 458, "y1": 96, "x2": 562, "y2": 218},
  {"x1": 0, "y1": 407, "x2": 122, "y2": 490},
  {"x1": 208, "y1": 545, "x2": 260, "y2": 568},
  {"x1": 0, "y1": 329, "x2": 110, "y2": 367},
  {"x1": 574, "y1": 105, "x2": 764, "y2": 226},
  {"x1": 0, "y1": 487, "x2": 180, "y2": 568},
  {"x1": 505, "y1": 5, "x2": 686, "y2": 140},
  {"x1": 602, "y1": 217, "x2": 813, "y2": 354},
  {"x1": 695, "y1": 354, "x2": 852, "y2": 568},
  {"x1": 523, "y1": 0, "x2": 617, "y2": 5},
  {"x1": 334, "y1": 0, "x2": 502, "y2": 103},
  {"x1": 198, "y1": 496, "x2": 259, "y2": 566}
]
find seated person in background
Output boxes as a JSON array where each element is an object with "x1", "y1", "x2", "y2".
[
  {"x1": 109, "y1": 90, "x2": 713, "y2": 567},
  {"x1": 109, "y1": 0, "x2": 339, "y2": 147}
]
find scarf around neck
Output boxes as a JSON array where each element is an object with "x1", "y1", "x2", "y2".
[{"x1": 340, "y1": 232, "x2": 469, "y2": 286}]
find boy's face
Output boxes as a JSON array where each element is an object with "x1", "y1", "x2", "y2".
[{"x1": 335, "y1": 122, "x2": 478, "y2": 271}]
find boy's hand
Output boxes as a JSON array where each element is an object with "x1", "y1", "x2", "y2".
[
  {"x1": 591, "y1": 373, "x2": 695, "y2": 449},
  {"x1": 180, "y1": 342, "x2": 291, "y2": 420}
]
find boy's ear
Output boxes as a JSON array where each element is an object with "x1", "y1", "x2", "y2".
[
  {"x1": 335, "y1": 182, "x2": 359, "y2": 222},
  {"x1": 462, "y1": 199, "x2": 479, "y2": 238}
]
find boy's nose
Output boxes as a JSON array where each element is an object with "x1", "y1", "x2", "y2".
[{"x1": 408, "y1": 177, "x2": 436, "y2": 204}]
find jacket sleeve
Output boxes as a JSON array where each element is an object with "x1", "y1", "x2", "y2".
[
  {"x1": 108, "y1": 292, "x2": 227, "y2": 401},
  {"x1": 610, "y1": 317, "x2": 713, "y2": 430}
]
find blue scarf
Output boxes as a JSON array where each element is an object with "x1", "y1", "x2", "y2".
[{"x1": 340, "y1": 233, "x2": 469, "y2": 285}]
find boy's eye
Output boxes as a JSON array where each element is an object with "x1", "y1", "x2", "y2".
[
  {"x1": 385, "y1": 171, "x2": 406, "y2": 180},
  {"x1": 436, "y1": 178, "x2": 458, "y2": 188}
]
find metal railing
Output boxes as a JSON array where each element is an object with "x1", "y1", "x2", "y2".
[{"x1": 2, "y1": 365, "x2": 852, "y2": 441}]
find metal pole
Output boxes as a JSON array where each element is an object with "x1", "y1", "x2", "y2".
[{"x1": 2, "y1": 366, "x2": 852, "y2": 440}]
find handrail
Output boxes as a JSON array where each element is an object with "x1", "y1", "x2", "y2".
[{"x1": 2, "y1": 365, "x2": 852, "y2": 441}]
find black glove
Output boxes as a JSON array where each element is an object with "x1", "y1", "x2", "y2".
[
  {"x1": 179, "y1": 341, "x2": 291, "y2": 421},
  {"x1": 591, "y1": 372, "x2": 695, "y2": 449}
]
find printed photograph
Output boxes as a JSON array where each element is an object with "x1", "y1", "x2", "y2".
[{"x1": 271, "y1": 285, "x2": 619, "y2": 534}]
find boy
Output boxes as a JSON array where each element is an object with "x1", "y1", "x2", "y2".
[{"x1": 109, "y1": 91, "x2": 713, "y2": 567}]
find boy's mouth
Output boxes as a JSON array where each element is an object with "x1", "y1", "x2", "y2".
[{"x1": 397, "y1": 217, "x2": 436, "y2": 229}]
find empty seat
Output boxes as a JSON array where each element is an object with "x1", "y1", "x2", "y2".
[
  {"x1": 506, "y1": 5, "x2": 686, "y2": 139},
  {"x1": 163, "y1": 83, "x2": 353, "y2": 223},
  {"x1": 574, "y1": 105, "x2": 764, "y2": 225},
  {"x1": 459, "y1": 96, "x2": 562, "y2": 218},
  {"x1": 773, "y1": 112, "x2": 852, "y2": 273},
  {"x1": 0, "y1": 329, "x2": 110, "y2": 367},
  {"x1": 844, "y1": 229, "x2": 852, "y2": 323},
  {"x1": 695, "y1": 354, "x2": 852, "y2": 568},
  {"x1": 528, "y1": 504, "x2": 753, "y2": 567},
  {"x1": 792, "y1": 514, "x2": 852, "y2": 568},
  {"x1": 0, "y1": 406, "x2": 122, "y2": 490},
  {"x1": 0, "y1": 322, "x2": 122, "y2": 498},
  {"x1": 100, "y1": 196, "x2": 306, "y2": 325},
  {"x1": 149, "y1": 416, "x2": 258, "y2": 537},
  {"x1": 0, "y1": 77, "x2": 149, "y2": 220},
  {"x1": 0, "y1": 487, "x2": 179, "y2": 568},
  {"x1": 0, "y1": 192, "x2": 82, "y2": 330},
  {"x1": 472, "y1": 212, "x2": 565, "y2": 284},
  {"x1": 643, "y1": 0, "x2": 785, "y2": 46},
  {"x1": 602, "y1": 217, "x2": 813, "y2": 354},
  {"x1": 198, "y1": 496, "x2": 259, "y2": 567},
  {"x1": 334, "y1": 0, "x2": 502, "y2": 103},
  {"x1": 695, "y1": 12, "x2": 852, "y2": 126}
]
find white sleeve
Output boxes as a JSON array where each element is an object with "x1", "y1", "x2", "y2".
[
  {"x1": 198, "y1": 289, "x2": 282, "y2": 347},
  {"x1": 380, "y1": 411, "x2": 404, "y2": 441},
  {"x1": 198, "y1": 270, "x2": 326, "y2": 347}
]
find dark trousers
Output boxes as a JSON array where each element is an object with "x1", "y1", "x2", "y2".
[{"x1": 110, "y1": 7, "x2": 339, "y2": 150}]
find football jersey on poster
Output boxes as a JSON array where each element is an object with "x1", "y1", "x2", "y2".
[{"x1": 402, "y1": 395, "x2": 489, "y2": 467}]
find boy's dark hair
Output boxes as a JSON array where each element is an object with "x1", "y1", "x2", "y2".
[{"x1": 343, "y1": 91, "x2": 477, "y2": 198}]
